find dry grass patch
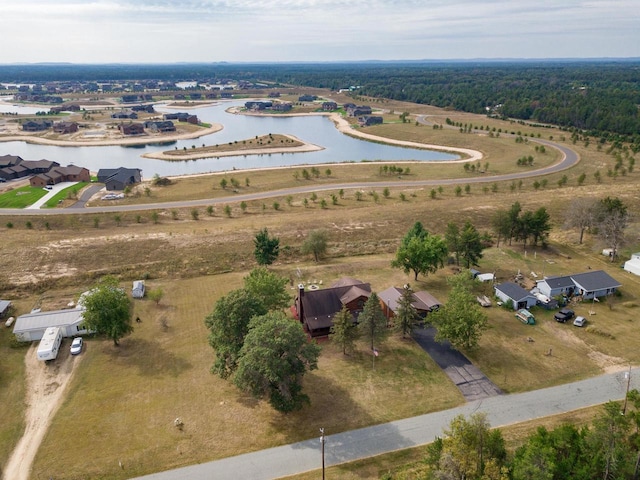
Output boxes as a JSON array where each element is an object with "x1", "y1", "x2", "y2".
[{"x1": 31, "y1": 273, "x2": 462, "y2": 479}]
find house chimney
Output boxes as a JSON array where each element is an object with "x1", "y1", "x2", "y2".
[{"x1": 296, "y1": 284, "x2": 305, "y2": 323}]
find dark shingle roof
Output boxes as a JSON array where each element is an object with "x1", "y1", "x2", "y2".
[
  {"x1": 495, "y1": 282, "x2": 533, "y2": 302},
  {"x1": 570, "y1": 270, "x2": 621, "y2": 292}
]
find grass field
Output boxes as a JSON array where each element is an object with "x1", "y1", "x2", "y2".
[
  {"x1": 0, "y1": 185, "x2": 47, "y2": 209},
  {"x1": 1, "y1": 94, "x2": 639, "y2": 478},
  {"x1": 29, "y1": 273, "x2": 463, "y2": 479}
]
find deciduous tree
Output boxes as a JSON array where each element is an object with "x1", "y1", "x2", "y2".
[
  {"x1": 392, "y1": 227, "x2": 448, "y2": 281},
  {"x1": 81, "y1": 275, "x2": 133, "y2": 346},
  {"x1": 233, "y1": 311, "x2": 320, "y2": 413},
  {"x1": 432, "y1": 273, "x2": 488, "y2": 350},
  {"x1": 564, "y1": 197, "x2": 598, "y2": 244},
  {"x1": 204, "y1": 288, "x2": 267, "y2": 379},
  {"x1": 243, "y1": 267, "x2": 290, "y2": 312},
  {"x1": 596, "y1": 196, "x2": 629, "y2": 261},
  {"x1": 428, "y1": 413, "x2": 507, "y2": 480},
  {"x1": 301, "y1": 229, "x2": 329, "y2": 262}
]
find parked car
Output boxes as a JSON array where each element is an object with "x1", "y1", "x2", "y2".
[
  {"x1": 554, "y1": 308, "x2": 575, "y2": 323},
  {"x1": 70, "y1": 337, "x2": 83, "y2": 355},
  {"x1": 573, "y1": 316, "x2": 586, "y2": 327},
  {"x1": 43, "y1": 185, "x2": 53, "y2": 190},
  {"x1": 0, "y1": 177, "x2": 6, "y2": 183}
]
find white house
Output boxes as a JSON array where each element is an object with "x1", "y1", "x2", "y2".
[
  {"x1": 13, "y1": 308, "x2": 90, "y2": 342},
  {"x1": 536, "y1": 270, "x2": 621, "y2": 300},
  {"x1": 624, "y1": 253, "x2": 640, "y2": 277}
]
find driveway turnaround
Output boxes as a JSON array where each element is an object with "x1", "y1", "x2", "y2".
[
  {"x1": 412, "y1": 326, "x2": 502, "y2": 401},
  {"x1": 133, "y1": 368, "x2": 639, "y2": 480}
]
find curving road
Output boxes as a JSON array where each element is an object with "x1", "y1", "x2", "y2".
[
  {"x1": 133, "y1": 367, "x2": 638, "y2": 480},
  {"x1": 0, "y1": 139, "x2": 578, "y2": 216}
]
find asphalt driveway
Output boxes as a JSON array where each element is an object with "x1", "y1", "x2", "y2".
[{"x1": 412, "y1": 326, "x2": 502, "y2": 401}]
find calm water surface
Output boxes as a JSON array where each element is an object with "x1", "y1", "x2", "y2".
[{"x1": 0, "y1": 100, "x2": 458, "y2": 178}]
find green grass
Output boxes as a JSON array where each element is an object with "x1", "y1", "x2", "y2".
[
  {"x1": 44, "y1": 182, "x2": 88, "y2": 208},
  {"x1": 0, "y1": 185, "x2": 47, "y2": 208}
]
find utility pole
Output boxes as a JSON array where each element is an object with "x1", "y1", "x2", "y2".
[
  {"x1": 623, "y1": 365, "x2": 632, "y2": 415},
  {"x1": 320, "y1": 427, "x2": 325, "y2": 480}
]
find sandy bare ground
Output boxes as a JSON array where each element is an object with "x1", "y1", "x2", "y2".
[
  {"x1": 3, "y1": 344, "x2": 82, "y2": 480},
  {"x1": 0, "y1": 124, "x2": 223, "y2": 147}
]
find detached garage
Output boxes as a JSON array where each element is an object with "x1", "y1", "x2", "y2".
[
  {"x1": 13, "y1": 308, "x2": 90, "y2": 342},
  {"x1": 494, "y1": 282, "x2": 538, "y2": 311}
]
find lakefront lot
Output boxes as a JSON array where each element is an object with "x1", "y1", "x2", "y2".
[{"x1": 1, "y1": 94, "x2": 640, "y2": 479}]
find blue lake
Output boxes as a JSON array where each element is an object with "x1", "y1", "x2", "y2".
[{"x1": 0, "y1": 100, "x2": 458, "y2": 178}]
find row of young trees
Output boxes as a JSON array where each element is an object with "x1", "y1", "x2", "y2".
[{"x1": 424, "y1": 392, "x2": 640, "y2": 480}]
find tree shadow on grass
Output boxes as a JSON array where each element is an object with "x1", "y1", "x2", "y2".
[{"x1": 102, "y1": 337, "x2": 192, "y2": 377}]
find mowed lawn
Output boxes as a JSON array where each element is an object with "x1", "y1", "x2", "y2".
[
  {"x1": 31, "y1": 272, "x2": 463, "y2": 480},
  {"x1": 0, "y1": 185, "x2": 47, "y2": 209}
]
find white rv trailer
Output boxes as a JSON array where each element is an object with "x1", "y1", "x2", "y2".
[{"x1": 37, "y1": 326, "x2": 63, "y2": 361}]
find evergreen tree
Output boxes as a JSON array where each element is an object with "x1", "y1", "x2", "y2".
[
  {"x1": 394, "y1": 285, "x2": 419, "y2": 338},
  {"x1": 253, "y1": 227, "x2": 280, "y2": 265},
  {"x1": 358, "y1": 293, "x2": 389, "y2": 352},
  {"x1": 459, "y1": 221, "x2": 484, "y2": 268},
  {"x1": 330, "y1": 305, "x2": 359, "y2": 354}
]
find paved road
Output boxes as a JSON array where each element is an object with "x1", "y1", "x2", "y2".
[
  {"x1": 413, "y1": 326, "x2": 502, "y2": 401},
  {"x1": 133, "y1": 368, "x2": 638, "y2": 480},
  {"x1": 0, "y1": 140, "x2": 579, "y2": 216}
]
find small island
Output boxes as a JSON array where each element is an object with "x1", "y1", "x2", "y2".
[{"x1": 142, "y1": 133, "x2": 323, "y2": 161}]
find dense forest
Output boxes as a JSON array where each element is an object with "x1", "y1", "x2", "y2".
[{"x1": 1, "y1": 61, "x2": 639, "y2": 139}]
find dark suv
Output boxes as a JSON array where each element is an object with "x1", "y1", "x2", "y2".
[{"x1": 554, "y1": 308, "x2": 575, "y2": 323}]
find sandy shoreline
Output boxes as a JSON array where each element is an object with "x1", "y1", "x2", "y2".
[
  {"x1": 0, "y1": 124, "x2": 224, "y2": 147},
  {"x1": 142, "y1": 134, "x2": 324, "y2": 160},
  {"x1": 0, "y1": 105, "x2": 482, "y2": 163}
]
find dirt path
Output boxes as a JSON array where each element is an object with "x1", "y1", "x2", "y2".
[{"x1": 3, "y1": 344, "x2": 81, "y2": 480}]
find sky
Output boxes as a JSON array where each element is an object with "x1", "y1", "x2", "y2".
[{"x1": 1, "y1": 0, "x2": 639, "y2": 64}]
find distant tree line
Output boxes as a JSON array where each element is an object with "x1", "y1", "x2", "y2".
[{"x1": 5, "y1": 61, "x2": 639, "y2": 142}]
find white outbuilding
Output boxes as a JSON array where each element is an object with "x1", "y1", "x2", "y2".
[
  {"x1": 132, "y1": 280, "x2": 145, "y2": 299},
  {"x1": 624, "y1": 253, "x2": 640, "y2": 277}
]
